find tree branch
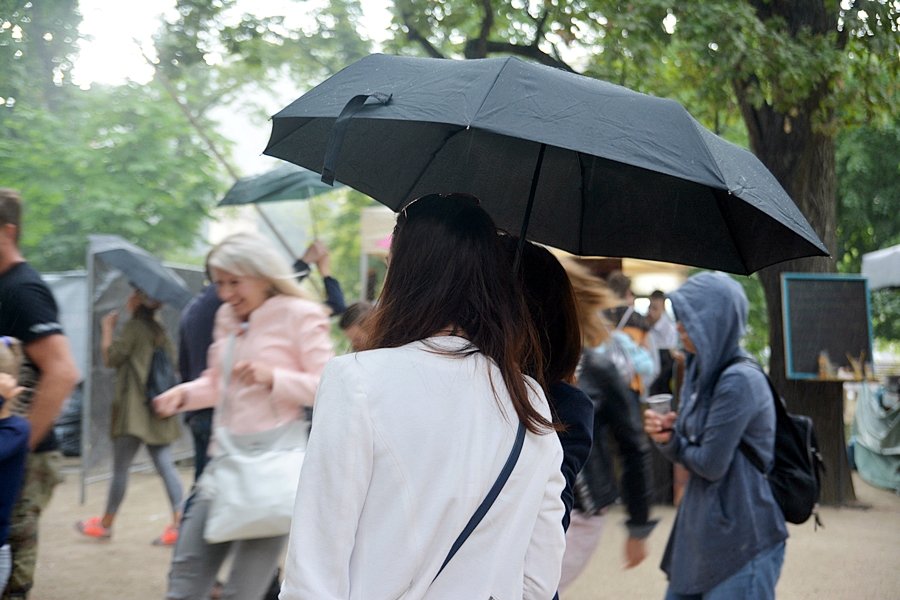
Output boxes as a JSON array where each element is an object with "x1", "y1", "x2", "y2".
[
  {"x1": 400, "y1": 10, "x2": 445, "y2": 59},
  {"x1": 532, "y1": 8, "x2": 550, "y2": 47},
  {"x1": 464, "y1": 0, "x2": 494, "y2": 58},
  {"x1": 464, "y1": 40, "x2": 577, "y2": 72}
]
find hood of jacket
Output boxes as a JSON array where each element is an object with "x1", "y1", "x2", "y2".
[{"x1": 669, "y1": 272, "x2": 748, "y2": 394}]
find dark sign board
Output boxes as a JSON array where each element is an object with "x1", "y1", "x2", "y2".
[{"x1": 782, "y1": 273, "x2": 873, "y2": 380}]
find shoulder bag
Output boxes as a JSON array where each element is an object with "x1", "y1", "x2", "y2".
[{"x1": 202, "y1": 332, "x2": 309, "y2": 543}]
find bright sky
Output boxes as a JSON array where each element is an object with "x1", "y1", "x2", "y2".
[
  {"x1": 72, "y1": 0, "x2": 392, "y2": 87},
  {"x1": 72, "y1": 0, "x2": 393, "y2": 176}
]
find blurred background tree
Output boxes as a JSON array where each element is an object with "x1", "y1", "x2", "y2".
[{"x1": 0, "y1": 0, "x2": 225, "y2": 270}]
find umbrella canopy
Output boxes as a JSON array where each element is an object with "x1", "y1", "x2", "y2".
[
  {"x1": 264, "y1": 53, "x2": 828, "y2": 275},
  {"x1": 217, "y1": 163, "x2": 341, "y2": 206},
  {"x1": 89, "y1": 235, "x2": 192, "y2": 309}
]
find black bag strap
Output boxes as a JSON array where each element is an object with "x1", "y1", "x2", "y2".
[
  {"x1": 718, "y1": 356, "x2": 786, "y2": 474},
  {"x1": 432, "y1": 421, "x2": 526, "y2": 583}
]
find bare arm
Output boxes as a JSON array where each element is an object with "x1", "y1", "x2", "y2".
[{"x1": 24, "y1": 333, "x2": 80, "y2": 449}]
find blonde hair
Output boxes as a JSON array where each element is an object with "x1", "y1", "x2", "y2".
[
  {"x1": 0, "y1": 336, "x2": 23, "y2": 376},
  {"x1": 557, "y1": 256, "x2": 615, "y2": 348},
  {"x1": 206, "y1": 232, "x2": 310, "y2": 299}
]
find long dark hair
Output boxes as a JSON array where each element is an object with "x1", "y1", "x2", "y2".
[
  {"x1": 501, "y1": 236, "x2": 582, "y2": 387},
  {"x1": 363, "y1": 193, "x2": 552, "y2": 434}
]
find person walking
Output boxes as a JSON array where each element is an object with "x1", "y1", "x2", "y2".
[
  {"x1": 178, "y1": 239, "x2": 347, "y2": 485},
  {"x1": 75, "y1": 288, "x2": 184, "y2": 545},
  {"x1": 643, "y1": 272, "x2": 787, "y2": 599},
  {"x1": 557, "y1": 257, "x2": 656, "y2": 592},
  {"x1": 500, "y1": 237, "x2": 593, "y2": 534},
  {"x1": 281, "y1": 193, "x2": 566, "y2": 599},
  {"x1": 0, "y1": 188, "x2": 80, "y2": 600},
  {"x1": 154, "y1": 231, "x2": 334, "y2": 600}
]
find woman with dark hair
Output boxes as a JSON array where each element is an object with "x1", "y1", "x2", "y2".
[
  {"x1": 499, "y1": 236, "x2": 593, "y2": 534},
  {"x1": 558, "y1": 257, "x2": 657, "y2": 592},
  {"x1": 281, "y1": 194, "x2": 566, "y2": 600},
  {"x1": 76, "y1": 288, "x2": 183, "y2": 545}
]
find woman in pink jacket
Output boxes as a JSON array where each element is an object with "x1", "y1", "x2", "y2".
[{"x1": 154, "y1": 231, "x2": 334, "y2": 600}]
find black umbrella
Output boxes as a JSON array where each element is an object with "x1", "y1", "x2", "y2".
[
  {"x1": 264, "y1": 53, "x2": 828, "y2": 275},
  {"x1": 89, "y1": 235, "x2": 192, "y2": 309}
]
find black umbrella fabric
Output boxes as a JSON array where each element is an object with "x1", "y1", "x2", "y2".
[
  {"x1": 217, "y1": 163, "x2": 341, "y2": 206},
  {"x1": 89, "y1": 235, "x2": 192, "y2": 309},
  {"x1": 264, "y1": 53, "x2": 829, "y2": 275}
]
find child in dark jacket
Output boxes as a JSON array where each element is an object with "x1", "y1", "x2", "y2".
[{"x1": 0, "y1": 336, "x2": 30, "y2": 591}]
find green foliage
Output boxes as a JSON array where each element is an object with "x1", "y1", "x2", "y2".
[
  {"x1": 0, "y1": 0, "x2": 80, "y2": 109},
  {"x1": 835, "y1": 123, "x2": 900, "y2": 273},
  {"x1": 155, "y1": 0, "x2": 370, "y2": 90},
  {"x1": 732, "y1": 274, "x2": 770, "y2": 365},
  {"x1": 0, "y1": 81, "x2": 225, "y2": 270},
  {"x1": 834, "y1": 122, "x2": 900, "y2": 342}
]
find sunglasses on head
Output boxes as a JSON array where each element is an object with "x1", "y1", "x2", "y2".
[{"x1": 399, "y1": 192, "x2": 480, "y2": 220}]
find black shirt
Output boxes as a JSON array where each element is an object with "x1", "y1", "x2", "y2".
[{"x1": 0, "y1": 262, "x2": 66, "y2": 451}]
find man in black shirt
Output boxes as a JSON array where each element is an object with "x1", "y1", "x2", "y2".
[{"x1": 0, "y1": 189, "x2": 79, "y2": 600}]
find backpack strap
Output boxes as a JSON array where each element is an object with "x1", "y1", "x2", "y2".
[{"x1": 719, "y1": 357, "x2": 788, "y2": 474}]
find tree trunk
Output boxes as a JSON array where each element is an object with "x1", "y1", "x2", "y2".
[{"x1": 735, "y1": 72, "x2": 854, "y2": 505}]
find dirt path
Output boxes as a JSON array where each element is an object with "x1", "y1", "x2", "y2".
[{"x1": 30, "y1": 462, "x2": 900, "y2": 599}]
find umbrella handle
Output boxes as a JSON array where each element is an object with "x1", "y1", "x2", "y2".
[{"x1": 321, "y1": 92, "x2": 392, "y2": 185}]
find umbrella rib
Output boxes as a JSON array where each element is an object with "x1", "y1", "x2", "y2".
[
  {"x1": 470, "y1": 57, "x2": 515, "y2": 124},
  {"x1": 716, "y1": 192, "x2": 752, "y2": 274},
  {"x1": 398, "y1": 127, "x2": 469, "y2": 202},
  {"x1": 577, "y1": 153, "x2": 590, "y2": 256}
]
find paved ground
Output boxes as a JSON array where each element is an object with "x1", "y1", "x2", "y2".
[{"x1": 28, "y1": 461, "x2": 900, "y2": 599}]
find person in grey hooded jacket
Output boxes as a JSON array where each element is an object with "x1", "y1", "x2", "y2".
[{"x1": 643, "y1": 272, "x2": 787, "y2": 599}]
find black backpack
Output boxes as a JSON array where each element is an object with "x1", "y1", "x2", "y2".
[
  {"x1": 145, "y1": 346, "x2": 177, "y2": 407},
  {"x1": 721, "y1": 357, "x2": 825, "y2": 527}
]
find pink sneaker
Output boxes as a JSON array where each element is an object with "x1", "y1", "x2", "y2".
[
  {"x1": 76, "y1": 517, "x2": 111, "y2": 540},
  {"x1": 152, "y1": 524, "x2": 178, "y2": 546}
]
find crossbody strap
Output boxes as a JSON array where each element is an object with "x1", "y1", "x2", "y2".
[
  {"x1": 615, "y1": 306, "x2": 634, "y2": 331},
  {"x1": 432, "y1": 421, "x2": 526, "y2": 583},
  {"x1": 218, "y1": 332, "x2": 238, "y2": 421}
]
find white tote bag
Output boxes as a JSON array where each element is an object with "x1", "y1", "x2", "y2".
[
  {"x1": 202, "y1": 420, "x2": 307, "y2": 543},
  {"x1": 201, "y1": 332, "x2": 309, "y2": 543}
]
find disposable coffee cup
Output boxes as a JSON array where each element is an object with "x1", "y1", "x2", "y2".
[{"x1": 645, "y1": 393, "x2": 673, "y2": 414}]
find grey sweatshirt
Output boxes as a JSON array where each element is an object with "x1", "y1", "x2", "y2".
[{"x1": 658, "y1": 272, "x2": 787, "y2": 594}]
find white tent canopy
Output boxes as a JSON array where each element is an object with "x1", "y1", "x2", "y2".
[{"x1": 862, "y1": 244, "x2": 900, "y2": 290}]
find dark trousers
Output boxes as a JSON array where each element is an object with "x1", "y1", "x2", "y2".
[{"x1": 185, "y1": 409, "x2": 213, "y2": 482}]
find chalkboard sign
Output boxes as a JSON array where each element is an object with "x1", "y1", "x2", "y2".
[{"x1": 782, "y1": 273, "x2": 873, "y2": 380}]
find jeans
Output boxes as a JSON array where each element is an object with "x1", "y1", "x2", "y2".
[
  {"x1": 0, "y1": 545, "x2": 10, "y2": 593},
  {"x1": 106, "y1": 435, "x2": 183, "y2": 516},
  {"x1": 165, "y1": 489, "x2": 286, "y2": 600},
  {"x1": 664, "y1": 541, "x2": 785, "y2": 600}
]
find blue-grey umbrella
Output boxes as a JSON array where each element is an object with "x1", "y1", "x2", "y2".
[
  {"x1": 263, "y1": 53, "x2": 828, "y2": 275},
  {"x1": 89, "y1": 235, "x2": 192, "y2": 309},
  {"x1": 217, "y1": 163, "x2": 340, "y2": 206},
  {"x1": 217, "y1": 164, "x2": 343, "y2": 253}
]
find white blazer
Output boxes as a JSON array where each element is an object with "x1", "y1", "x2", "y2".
[{"x1": 281, "y1": 336, "x2": 566, "y2": 600}]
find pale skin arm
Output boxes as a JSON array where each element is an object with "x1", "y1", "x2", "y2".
[
  {"x1": 643, "y1": 409, "x2": 678, "y2": 445},
  {"x1": 24, "y1": 334, "x2": 80, "y2": 449},
  {"x1": 624, "y1": 537, "x2": 648, "y2": 569},
  {"x1": 0, "y1": 372, "x2": 23, "y2": 402},
  {"x1": 100, "y1": 310, "x2": 118, "y2": 367}
]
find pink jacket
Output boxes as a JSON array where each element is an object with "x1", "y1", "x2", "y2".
[{"x1": 179, "y1": 294, "x2": 334, "y2": 441}]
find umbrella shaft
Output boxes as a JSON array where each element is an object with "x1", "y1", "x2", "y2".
[{"x1": 513, "y1": 143, "x2": 546, "y2": 273}]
